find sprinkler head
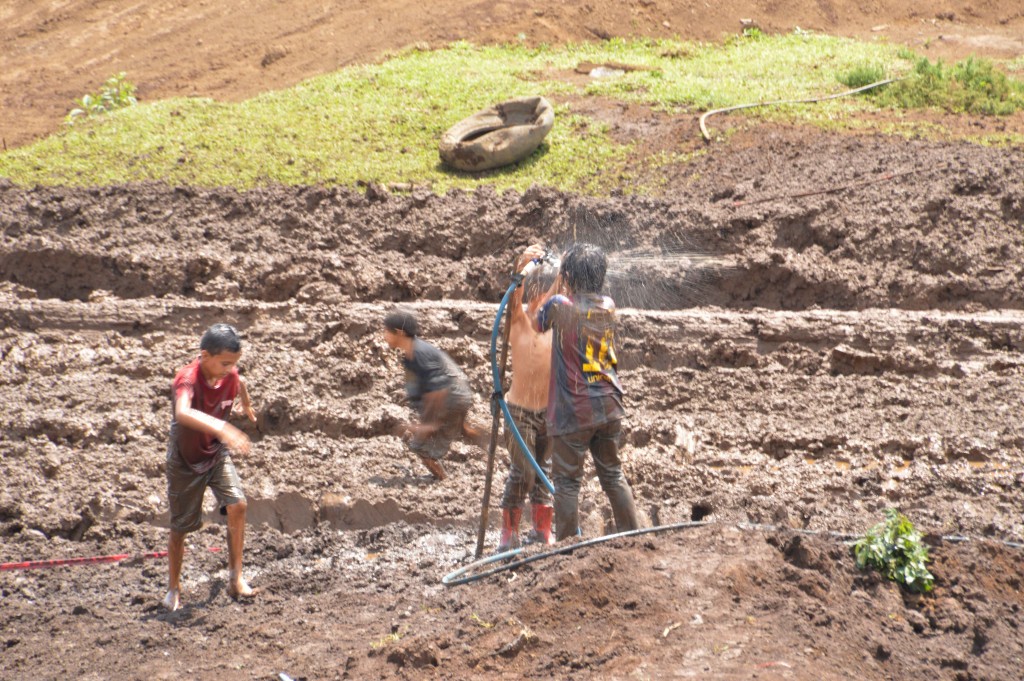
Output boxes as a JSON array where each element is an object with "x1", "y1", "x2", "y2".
[{"x1": 539, "y1": 249, "x2": 560, "y2": 268}]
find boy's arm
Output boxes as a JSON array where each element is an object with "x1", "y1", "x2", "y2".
[
  {"x1": 174, "y1": 390, "x2": 251, "y2": 455},
  {"x1": 533, "y1": 275, "x2": 564, "y2": 333},
  {"x1": 510, "y1": 244, "x2": 546, "y2": 327},
  {"x1": 237, "y1": 377, "x2": 257, "y2": 423}
]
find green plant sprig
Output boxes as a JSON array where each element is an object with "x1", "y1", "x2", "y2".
[
  {"x1": 66, "y1": 72, "x2": 138, "y2": 125},
  {"x1": 852, "y1": 508, "x2": 935, "y2": 593}
]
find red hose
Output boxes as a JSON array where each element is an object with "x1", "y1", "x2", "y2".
[{"x1": 1, "y1": 546, "x2": 221, "y2": 571}]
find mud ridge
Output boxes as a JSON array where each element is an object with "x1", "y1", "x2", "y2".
[{"x1": 3, "y1": 136, "x2": 1024, "y2": 310}]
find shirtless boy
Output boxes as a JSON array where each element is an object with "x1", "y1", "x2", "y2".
[{"x1": 497, "y1": 244, "x2": 559, "y2": 550}]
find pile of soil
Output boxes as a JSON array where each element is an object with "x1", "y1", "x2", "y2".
[{"x1": 2, "y1": 127, "x2": 1024, "y2": 679}]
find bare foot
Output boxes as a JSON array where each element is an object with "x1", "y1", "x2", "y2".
[
  {"x1": 161, "y1": 588, "x2": 181, "y2": 611},
  {"x1": 228, "y1": 574, "x2": 258, "y2": 600}
]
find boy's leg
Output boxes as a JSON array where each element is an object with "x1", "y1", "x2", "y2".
[
  {"x1": 208, "y1": 454, "x2": 253, "y2": 598},
  {"x1": 418, "y1": 455, "x2": 447, "y2": 481},
  {"x1": 460, "y1": 414, "x2": 489, "y2": 448},
  {"x1": 520, "y1": 410, "x2": 555, "y2": 545},
  {"x1": 451, "y1": 389, "x2": 485, "y2": 446},
  {"x1": 527, "y1": 417, "x2": 554, "y2": 507},
  {"x1": 590, "y1": 420, "x2": 640, "y2": 532},
  {"x1": 225, "y1": 501, "x2": 253, "y2": 597},
  {"x1": 164, "y1": 445, "x2": 210, "y2": 610},
  {"x1": 410, "y1": 406, "x2": 464, "y2": 481},
  {"x1": 500, "y1": 404, "x2": 538, "y2": 509},
  {"x1": 551, "y1": 430, "x2": 591, "y2": 541},
  {"x1": 498, "y1": 405, "x2": 538, "y2": 550},
  {"x1": 163, "y1": 530, "x2": 186, "y2": 611},
  {"x1": 410, "y1": 431, "x2": 449, "y2": 480}
]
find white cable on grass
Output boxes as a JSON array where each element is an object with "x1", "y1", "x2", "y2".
[{"x1": 699, "y1": 78, "x2": 903, "y2": 142}]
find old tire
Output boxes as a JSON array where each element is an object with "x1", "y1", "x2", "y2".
[{"x1": 439, "y1": 96, "x2": 554, "y2": 172}]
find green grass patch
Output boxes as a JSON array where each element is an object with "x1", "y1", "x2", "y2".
[
  {"x1": 1, "y1": 34, "x2": 1014, "y2": 193},
  {"x1": 837, "y1": 63, "x2": 889, "y2": 89},
  {"x1": 866, "y1": 56, "x2": 1024, "y2": 115}
]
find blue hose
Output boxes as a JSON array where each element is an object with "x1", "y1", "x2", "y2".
[{"x1": 490, "y1": 270, "x2": 555, "y2": 495}]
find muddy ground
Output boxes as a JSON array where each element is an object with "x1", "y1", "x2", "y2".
[
  {"x1": 2, "y1": 127, "x2": 1024, "y2": 679},
  {"x1": 4, "y1": 0, "x2": 1024, "y2": 678}
]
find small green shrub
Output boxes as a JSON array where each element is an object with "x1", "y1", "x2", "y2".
[
  {"x1": 853, "y1": 508, "x2": 935, "y2": 593},
  {"x1": 896, "y1": 47, "x2": 918, "y2": 61},
  {"x1": 838, "y1": 63, "x2": 888, "y2": 89},
  {"x1": 66, "y1": 72, "x2": 138, "y2": 124},
  {"x1": 952, "y1": 57, "x2": 1017, "y2": 112},
  {"x1": 723, "y1": 26, "x2": 765, "y2": 48},
  {"x1": 873, "y1": 56, "x2": 1024, "y2": 115}
]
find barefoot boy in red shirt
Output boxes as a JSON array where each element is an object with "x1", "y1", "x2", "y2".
[{"x1": 163, "y1": 323, "x2": 258, "y2": 611}]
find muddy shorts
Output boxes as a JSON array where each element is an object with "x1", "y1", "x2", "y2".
[
  {"x1": 501, "y1": 403, "x2": 553, "y2": 508},
  {"x1": 166, "y1": 442, "x2": 245, "y2": 534},
  {"x1": 409, "y1": 401, "x2": 470, "y2": 461}
]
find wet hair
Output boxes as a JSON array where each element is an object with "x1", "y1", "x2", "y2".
[
  {"x1": 200, "y1": 323, "x2": 242, "y2": 355},
  {"x1": 384, "y1": 308, "x2": 418, "y2": 338},
  {"x1": 559, "y1": 243, "x2": 607, "y2": 294},
  {"x1": 524, "y1": 262, "x2": 558, "y2": 304}
]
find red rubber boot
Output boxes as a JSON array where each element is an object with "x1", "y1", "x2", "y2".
[
  {"x1": 498, "y1": 507, "x2": 522, "y2": 552},
  {"x1": 527, "y1": 504, "x2": 556, "y2": 545}
]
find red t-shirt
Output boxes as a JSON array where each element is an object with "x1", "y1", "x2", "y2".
[{"x1": 171, "y1": 358, "x2": 240, "y2": 471}]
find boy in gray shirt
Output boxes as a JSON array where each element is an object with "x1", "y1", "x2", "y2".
[{"x1": 384, "y1": 308, "x2": 477, "y2": 481}]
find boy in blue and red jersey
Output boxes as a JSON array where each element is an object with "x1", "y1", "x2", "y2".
[
  {"x1": 163, "y1": 323, "x2": 258, "y2": 611},
  {"x1": 535, "y1": 243, "x2": 640, "y2": 541}
]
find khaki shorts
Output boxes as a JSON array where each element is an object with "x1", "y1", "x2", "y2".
[{"x1": 166, "y1": 443, "x2": 245, "y2": 534}]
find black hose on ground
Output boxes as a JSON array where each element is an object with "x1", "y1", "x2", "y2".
[
  {"x1": 443, "y1": 519, "x2": 1024, "y2": 587},
  {"x1": 445, "y1": 520, "x2": 714, "y2": 586}
]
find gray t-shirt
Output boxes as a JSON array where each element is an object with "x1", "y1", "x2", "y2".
[{"x1": 402, "y1": 338, "x2": 472, "y2": 413}]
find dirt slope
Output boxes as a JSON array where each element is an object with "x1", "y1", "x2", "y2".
[{"x1": 2, "y1": 0, "x2": 1023, "y2": 148}]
